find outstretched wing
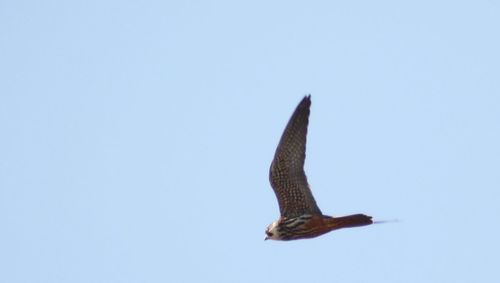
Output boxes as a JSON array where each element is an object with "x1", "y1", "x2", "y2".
[{"x1": 269, "y1": 95, "x2": 322, "y2": 218}]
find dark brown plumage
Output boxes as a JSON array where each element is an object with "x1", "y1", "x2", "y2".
[
  {"x1": 265, "y1": 95, "x2": 373, "y2": 241},
  {"x1": 269, "y1": 95, "x2": 322, "y2": 218}
]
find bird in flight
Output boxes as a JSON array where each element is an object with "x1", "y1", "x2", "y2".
[{"x1": 265, "y1": 95, "x2": 373, "y2": 241}]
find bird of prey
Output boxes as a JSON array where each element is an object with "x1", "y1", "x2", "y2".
[{"x1": 265, "y1": 95, "x2": 373, "y2": 241}]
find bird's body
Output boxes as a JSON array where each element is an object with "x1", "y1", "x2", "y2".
[{"x1": 266, "y1": 95, "x2": 372, "y2": 241}]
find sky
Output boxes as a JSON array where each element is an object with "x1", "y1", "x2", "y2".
[{"x1": 1, "y1": 1, "x2": 499, "y2": 282}]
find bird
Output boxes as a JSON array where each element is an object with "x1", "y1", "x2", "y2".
[{"x1": 265, "y1": 95, "x2": 373, "y2": 241}]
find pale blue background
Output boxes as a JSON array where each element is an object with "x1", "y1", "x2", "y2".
[{"x1": 1, "y1": 1, "x2": 499, "y2": 282}]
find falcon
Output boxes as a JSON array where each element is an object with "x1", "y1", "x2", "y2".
[{"x1": 265, "y1": 95, "x2": 373, "y2": 241}]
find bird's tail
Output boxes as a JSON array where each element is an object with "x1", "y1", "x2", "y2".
[{"x1": 325, "y1": 214, "x2": 373, "y2": 230}]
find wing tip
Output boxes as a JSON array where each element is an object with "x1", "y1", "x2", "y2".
[{"x1": 298, "y1": 95, "x2": 312, "y2": 111}]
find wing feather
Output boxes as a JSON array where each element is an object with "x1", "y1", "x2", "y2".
[{"x1": 269, "y1": 95, "x2": 322, "y2": 218}]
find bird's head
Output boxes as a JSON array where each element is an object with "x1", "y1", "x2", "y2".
[{"x1": 265, "y1": 220, "x2": 281, "y2": 241}]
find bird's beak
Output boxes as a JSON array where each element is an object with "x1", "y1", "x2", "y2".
[{"x1": 264, "y1": 236, "x2": 269, "y2": 241}]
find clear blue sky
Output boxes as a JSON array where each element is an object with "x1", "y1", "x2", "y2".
[{"x1": 1, "y1": 1, "x2": 499, "y2": 282}]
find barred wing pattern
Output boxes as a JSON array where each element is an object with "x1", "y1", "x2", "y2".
[{"x1": 269, "y1": 95, "x2": 322, "y2": 218}]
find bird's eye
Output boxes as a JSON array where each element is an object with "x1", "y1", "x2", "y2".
[{"x1": 266, "y1": 231, "x2": 273, "y2": 237}]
